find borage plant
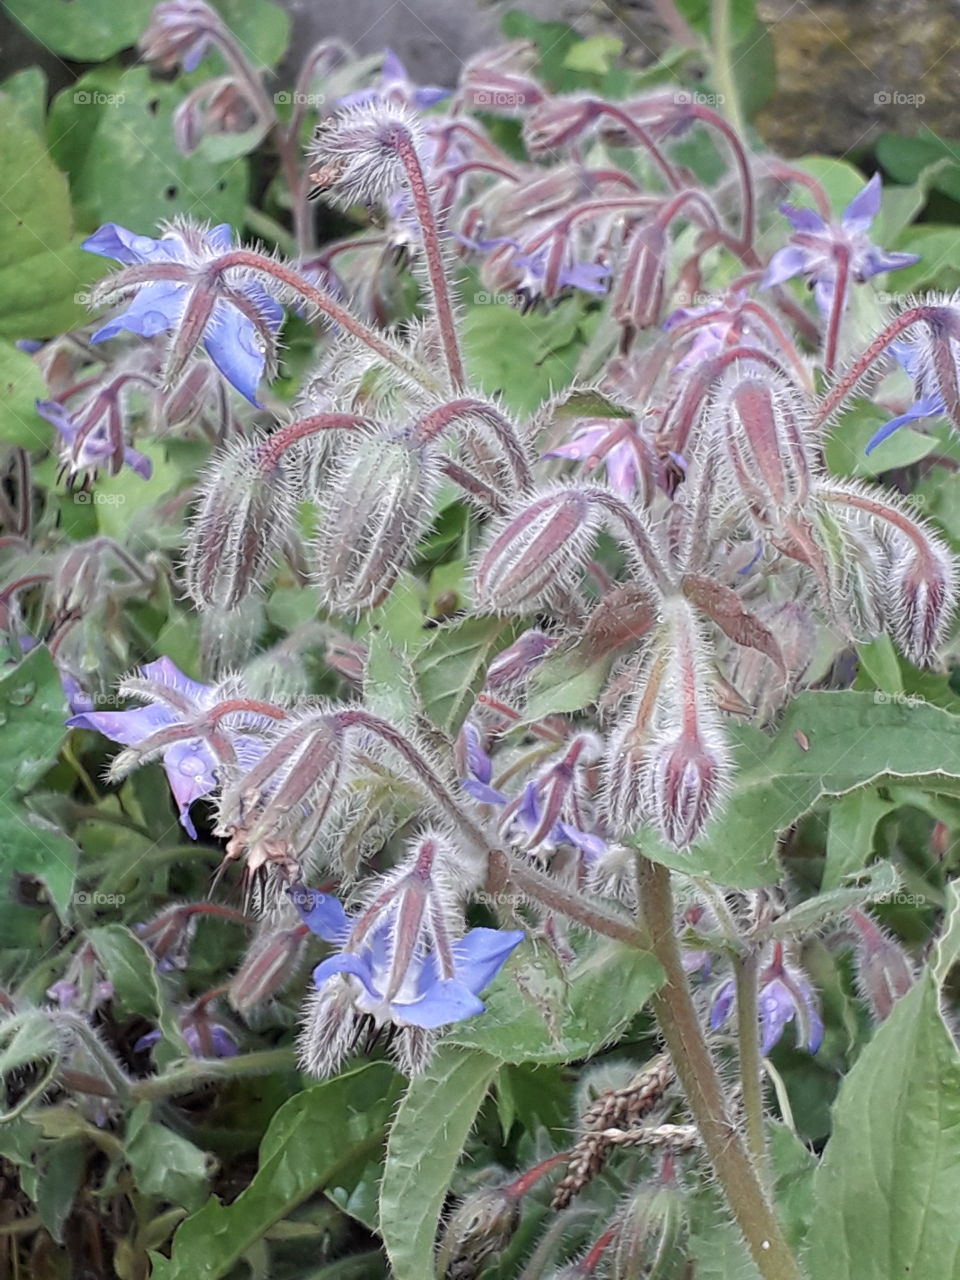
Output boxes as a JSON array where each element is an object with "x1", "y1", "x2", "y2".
[{"x1": 3, "y1": 3, "x2": 960, "y2": 1279}]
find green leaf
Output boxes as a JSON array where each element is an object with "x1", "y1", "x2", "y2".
[
  {"x1": 153, "y1": 1062, "x2": 402, "y2": 1280},
  {"x1": 3, "y1": 0, "x2": 155, "y2": 61},
  {"x1": 788, "y1": 156, "x2": 866, "y2": 216},
  {"x1": 822, "y1": 789, "x2": 895, "y2": 889},
  {"x1": 0, "y1": 809, "x2": 78, "y2": 921},
  {"x1": 49, "y1": 68, "x2": 247, "y2": 233},
  {"x1": 462, "y1": 299, "x2": 584, "y2": 413},
  {"x1": 0, "y1": 647, "x2": 69, "y2": 794},
  {"x1": 824, "y1": 400, "x2": 937, "y2": 478},
  {"x1": 126, "y1": 1104, "x2": 211, "y2": 1210},
  {"x1": 379, "y1": 1046, "x2": 499, "y2": 1280},
  {"x1": 562, "y1": 37, "x2": 623, "y2": 75},
  {"x1": 0, "y1": 97, "x2": 103, "y2": 340},
  {"x1": 672, "y1": 0, "x2": 757, "y2": 43},
  {"x1": 0, "y1": 341, "x2": 49, "y2": 449},
  {"x1": 805, "y1": 971, "x2": 960, "y2": 1279},
  {"x1": 447, "y1": 939, "x2": 663, "y2": 1065},
  {"x1": 854, "y1": 635, "x2": 903, "y2": 695},
  {"x1": 757, "y1": 862, "x2": 900, "y2": 941},
  {"x1": 0, "y1": 67, "x2": 47, "y2": 135},
  {"x1": 36, "y1": 1138, "x2": 87, "y2": 1243},
  {"x1": 87, "y1": 925, "x2": 186, "y2": 1057},
  {"x1": 636, "y1": 691, "x2": 960, "y2": 887},
  {"x1": 887, "y1": 224, "x2": 960, "y2": 293},
  {"x1": 523, "y1": 643, "x2": 612, "y2": 721},
  {"x1": 414, "y1": 616, "x2": 523, "y2": 736},
  {"x1": 209, "y1": 0, "x2": 290, "y2": 67}
]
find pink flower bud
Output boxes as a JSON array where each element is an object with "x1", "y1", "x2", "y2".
[
  {"x1": 310, "y1": 431, "x2": 437, "y2": 612},
  {"x1": 184, "y1": 435, "x2": 299, "y2": 610},
  {"x1": 229, "y1": 924, "x2": 309, "y2": 1013},
  {"x1": 474, "y1": 486, "x2": 599, "y2": 612},
  {"x1": 849, "y1": 908, "x2": 914, "y2": 1022},
  {"x1": 610, "y1": 222, "x2": 667, "y2": 338},
  {"x1": 888, "y1": 538, "x2": 956, "y2": 666},
  {"x1": 523, "y1": 95, "x2": 598, "y2": 154},
  {"x1": 708, "y1": 367, "x2": 812, "y2": 528}
]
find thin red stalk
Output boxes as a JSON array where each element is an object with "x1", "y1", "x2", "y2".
[{"x1": 813, "y1": 305, "x2": 931, "y2": 428}]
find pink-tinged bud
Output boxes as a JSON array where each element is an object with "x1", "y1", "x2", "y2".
[
  {"x1": 139, "y1": 0, "x2": 224, "y2": 73},
  {"x1": 645, "y1": 601, "x2": 730, "y2": 848},
  {"x1": 887, "y1": 536, "x2": 956, "y2": 666},
  {"x1": 308, "y1": 100, "x2": 424, "y2": 207},
  {"x1": 603, "y1": 648, "x2": 669, "y2": 838},
  {"x1": 184, "y1": 435, "x2": 299, "y2": 610},
  {"x1": 707, "y1": 368, "x2": 812, "y2": 528},
  {"x1": 485, "y1": 628, "x2": 557, "y2": 690},
  {"x1": 727, "y1": 601, "x2": 817, "y2": 722},
  {"x1": 849, "y1": 908, "x2": 914, "y2": 1022},
  {"x1": 229, "y1": 924, "x2": 308, "y2": 1013},
  {"x1": 134, "y1": 904, "x2": 199, "y2": 970},
  {"x1": 460, "y1": 41, "x2": 544, "y2": 115},
  {"x1": 173, "y1": 77, "x2": 260, "y2": 156},
  {"x1": 523, "y1": 95, "x2": 598, "y2": 154},
  {"x1": 474, "y1": 486, "x2": 599, "y2": 613},
  {"x1": 310, "y1": 432, "x2": 436, "y2": 612},
  {"x1": 610, "y1": 222, "x2": 667, "y2": 338},
  {"x1": 814, "y1": 482, "x2": 958, "y2": 660},
  {"x1": 219, "y1": 709, "x2": 345, "y2": 859}
]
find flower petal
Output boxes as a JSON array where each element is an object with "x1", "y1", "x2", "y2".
[
  {"x1": 395, "y1": 977, "x2": 485, "y2": 1028},
  {"x1": 452, "y1": 927, "x2": 525, "y2": 995},
  {"x1": 865, "y1": 394, "x2": 945, "y2": 454},
  {"x1": 289, "y1": 886, "x2": 351, "y2": 944},
  {"x1": 842, "y1": 172, "x2": 882, "y2": 233}
]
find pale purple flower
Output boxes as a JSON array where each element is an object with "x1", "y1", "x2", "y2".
[
  {"x1": 338, "y1": 48, "x2": 449, "y2": 111},
  {"x1": 66, "y1": 656, "x2": 263, "y2": 838},
  {"x1": 865, "y1": 334, "x2": 951, "y2": 454},
  {"x1": 83, "y1": 220, "x2": 284, "y2": 405},
  {"x1": 545, "y1": 418, "x2": 657, "y2": 501},
  {"x1": 762, "y1": 174, "x2": 918, "y2": 315},
  {"x1": 710, "y1": 945, "x2": 823, "y2": 1054},
  {"x1": 37, "y1": 397, "x2": 152, "y2": 487}
]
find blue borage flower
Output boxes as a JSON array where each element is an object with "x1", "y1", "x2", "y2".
[
  {"x1": 290, "y1": 869, "x2": 523, "y2": 1075},
  {"x1": 338, "y1": 48, "x2": 449, "y2": 112},
  {"x1": 82, "y1": 219, "x2": 284, "y2": 405},
  {"x1": 67, "y1": 657, "x2": 265, "y2": 838},
  {"x1": 762, "y1": 174, "x2": 918, "y2": 316},
  {"x1": 864, "y1": 306, "x2": 960, "y2": 454},
  {"x1": 36, "y1": 395, "x2": 152, "y2": 488},
  {"x1": 710, "y1": 944, "x2": 823, "y2": 1055}
]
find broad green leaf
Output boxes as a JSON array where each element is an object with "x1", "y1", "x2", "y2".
[
  {"x1": 854, "y1": 635, "x2": 903, "y2": 695},
  {"x1": 153, "y1": 1062, "x2": 402, "y2": 1280},
  {"x1": 0, "y1": 67, "x2": 46, "y2": 135},
  {"x1": 636, "y1": 691, "x2": 960, "y2": 887},
  {"x1": 934, "y1": 880, "x2": 960, "y2": 985},
  {"x1": 379, "y1": 1046, "x2": 498, "y2": 1280},
  {"x1": 0, "y1": 97, "x2": 102, "y2": 339},
  {"x1": 0, "y1": 809, "x2": 78, "y2": 921},
  {"x1": 36, "y1": 1138, "x2": 86, "y2": 1243},
  {"x1": 788, "y1": 156, "x2": 865, "y2": 216},
  {"x1": 364, "y1": 631, "x2": 418, "y2": 728},
  {"x1": 888, "y1": 224, "x2": 960, "y2": 293},
  {"x1": 414, "y1": 616, "x2": 523, "y2": 736},
  {"x1": 523, "y1": 643, "x2": 613, "y2": 721},
  {"x1": 447, "y1": 939, "x2": 663, "y2": 1064},
  {"x1": 757, "y1": 862, "x2": 899, "y2": 941},
  {"x1": 822, "y1": 789, "x2": 895, "y2": 889},
  {"x1": 210, "y1": 0, "x2": 290, "y2": 67},
  {"x1": 805, "y1": 971, "x2": 960, "y2": 1280},
  {"x1": 126, "y1": 1104, "x2": 210, "y2": 1210},
  {"x1": 463, "y1": 299, "x2": 584, "y2": 413},
  {"x1": 49, "y1": 68, "x2": 247, "y2": 234},
  {"x1": 0, "y1": 342, "x2": 49, "y2": 448},
  {"x1": 0, "y1": 647, "x2": 69, "y2": 793},
  {"x1": 877, "y1": 128, "x2": 960, "y2": 205},
  {"x1": 87, "y1": 925, "x2": 186, "y2": 1057},
  {"x1": 3, "y1": 0, "x2": 155, "y2": 61},
  {"x1": 672, "y1": 0, "x2": 758, "y2": 43}
]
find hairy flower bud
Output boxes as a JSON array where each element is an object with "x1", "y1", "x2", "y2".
[
  {"x1": 849, "y1": 908, "x2": 914, "y2": 1022},
  {"x1": 139, "y1": 0, "x2": 223, "y2": 72},
  {"x1": 437, "y1": 1186, "x2": 520, "y2": 1280},
  {"x1": 310, "y1": 430, "x2": 436, "y2": 612},
  {"x1": 610, "y1": 222, "x2": 667, "y2": 338},
  {"x1": 611, "y1": 1185, "x2": 687, "y2": 1280},
  {"x1": 309, "y1": 100, "x2": 424, "y2": 207},
  {"x1": 708, "y1": 366, "x2": 813, "y2": 529},
  {"x1": 887, "y1": 531, "x2": 957, "y2": 665},
  {"x1": 184, "y1": 435, "x2": 299, "y2": 610},
  {"x1": 474, "y1": 486, "x2": 599, "y2": 612},
  {"x1": 229, "y1": 923, "x2": 308, "y2": 1014}
]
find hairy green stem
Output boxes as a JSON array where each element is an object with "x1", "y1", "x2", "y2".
[
  {"x1": 130, "y1": 1048, "x2": 295, "y2": 1100},
  {"x1": 711, "y1": 0, "x2": 746, "y2": 136},
  {"x1": 637, "y1": 858, "x2": 802, "y2": 1280},
  {"x1": 735, "y1": 947, "x2": 768, "y2": 1170}
]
